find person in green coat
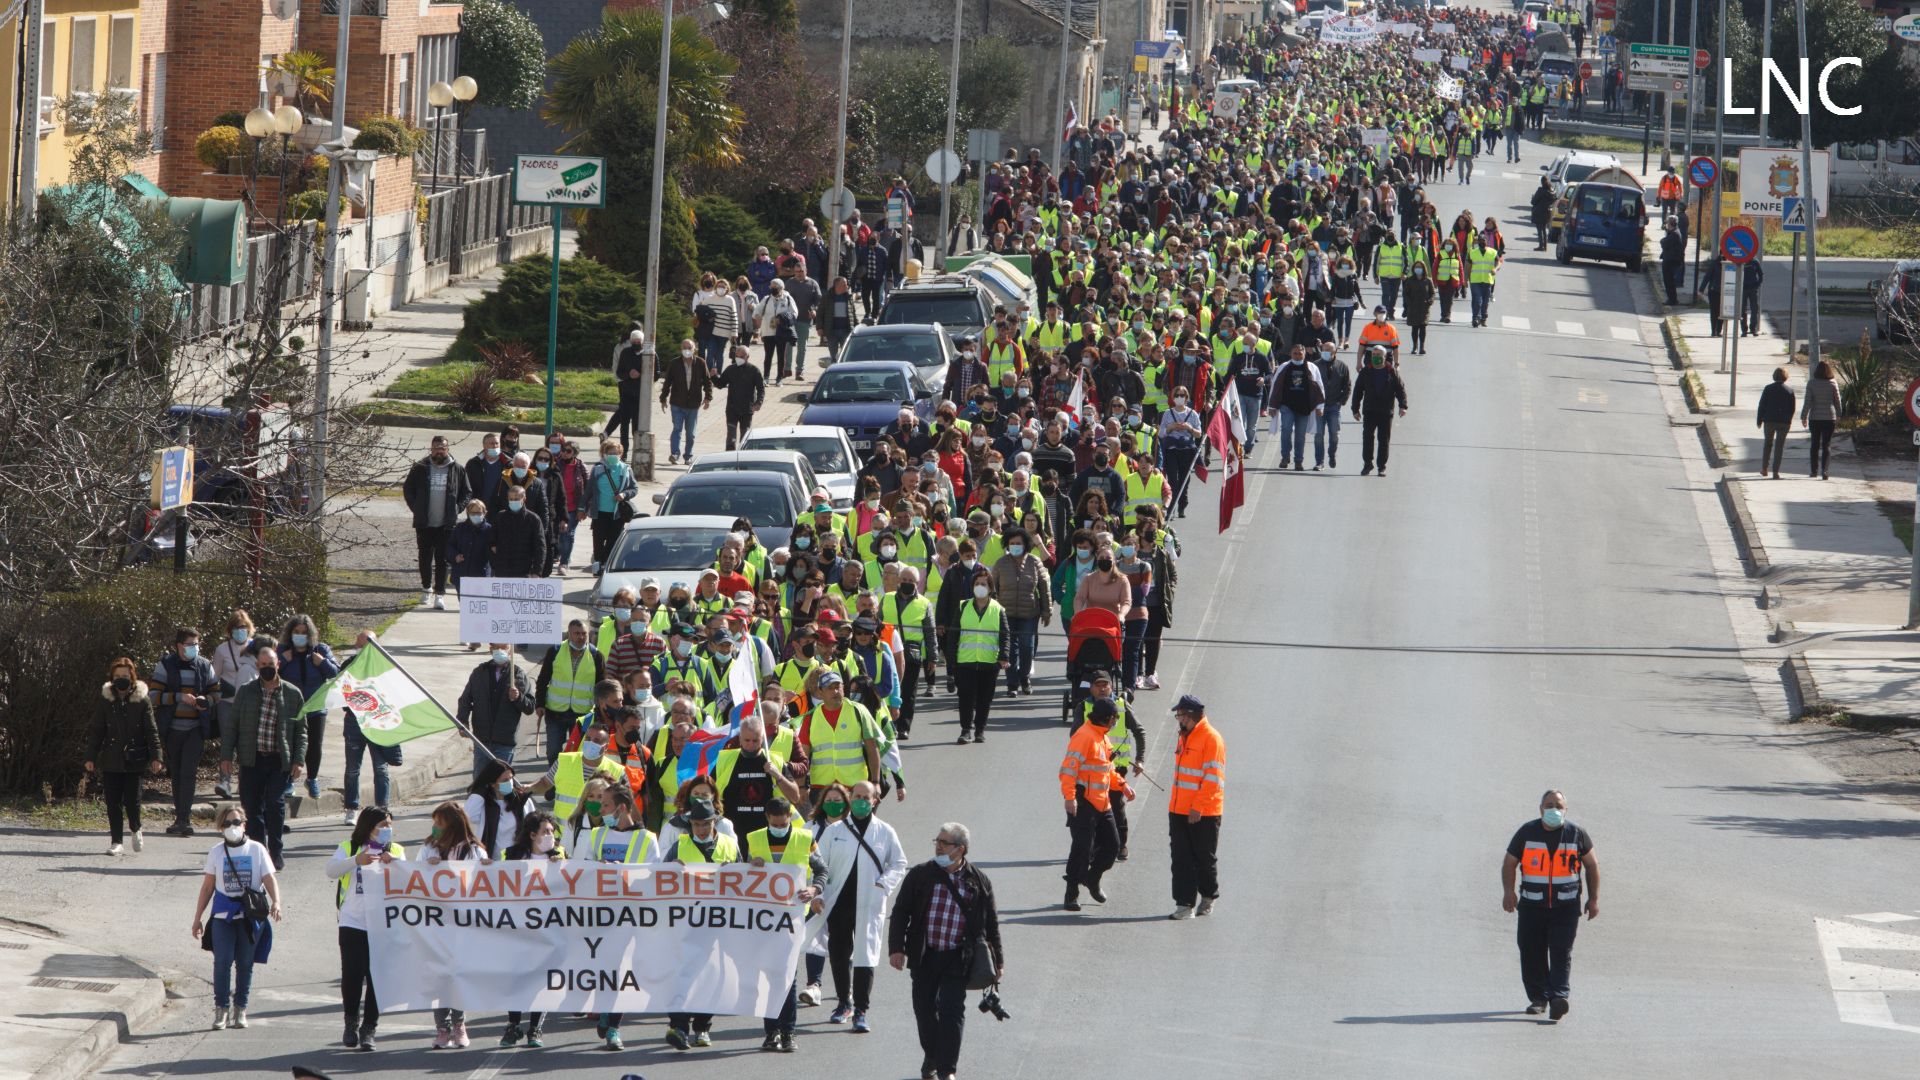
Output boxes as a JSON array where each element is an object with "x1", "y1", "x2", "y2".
[{"x1": 1052, "y1": 530, "x2": 1098, "y2": 613}]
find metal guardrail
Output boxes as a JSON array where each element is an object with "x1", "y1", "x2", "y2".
[
  {"x1": 423, "y1": 173, "x2": 550, "y2": 271},
  {"x1": 176, "y1": 225, "x2": 319, "y2": 342}
]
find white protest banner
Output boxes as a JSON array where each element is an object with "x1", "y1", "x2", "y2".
[
  {"x1": 1412, "y1": 47, "x2": 1443, "y2": 63},
  {"x1": 455, "y1": 577, "x2": 566, "y2": 644},
  {"x1": 1361, "y1": 128, "x2": 1391, "y2": 148},
  {"x1": 1321, "y1": 14, "x2": 1382, "y2": 44},
  {"x1": 368, "y1": 860, "x2": 808, "y2": 1016},
  {"x1": 1388, "y1": 21, "x2": 1419, "y2": 36},
  {"x1": 1451, "y1": 55, "x2": 1472, "y2": 71},
  {"x1": 1432, "y1": 21, "x2": 1457, "y2": 35},
  {"x1": 1434, "y1": 74, "x2": 1463, "y2": 101}
]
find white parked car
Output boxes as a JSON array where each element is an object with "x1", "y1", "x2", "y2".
[
  {"x1": 591, "y1": 516, "x2": 738, "y2": 613},
  {"x1": 685, "y1": 449, "x2": 821, "y2": 507},
  {"x1": 737, "y1": 424, "x2": 860, "y2": 510}
]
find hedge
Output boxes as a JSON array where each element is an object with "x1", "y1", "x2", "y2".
[{"x1": 452, "y1": 254, "x2": 695, "y2": 368}]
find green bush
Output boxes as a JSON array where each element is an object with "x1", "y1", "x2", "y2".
[
  {"x1": 195, "y1": 126, "x2": 247, "y2": 172},
  {"x1": 285, "y1": 189, "x2": 348, "y2": 222},
  {"x1": 692, "y1": 193, "x2": 773, "y2": 280},
  {"x1": 454, "y1": 255, "x2": 649, "y2": 368},
  {"x1": 0, "y1": 527, "x2": 329, "y2": 796},
  {"x1": 352, "y1": 114, "x2": 424, "y2": 156}
]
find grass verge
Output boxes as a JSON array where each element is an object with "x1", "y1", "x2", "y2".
[
  {"x1": 0, "y1": 794, "x2": 110, "y2": 831},
  {"x1": 323, "y1": 570, "x2": 421, "y2": 650},
  {"x1": 1763, "y1": 226, "x2": 1907, "y2": 259},
  {"x1": 386, "y1": 361, "x2": 620, "y2": 407},
  {"x1": 1539, "y1": 130, "x2": 1643, "y2": 157},
  {"x1": 1877, "y1": 499, "x2": 1915, "y2": 555},
  {"x1": 349, "y1": 398, "x2": 603, "y2": 430}
]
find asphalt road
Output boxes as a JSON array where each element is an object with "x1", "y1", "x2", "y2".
[{"x1": 27, "y1": 122, "x2": 1920, "y2": 1080}]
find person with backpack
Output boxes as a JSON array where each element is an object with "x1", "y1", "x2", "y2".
[{"x1": 151, "y1": 626, "x2": 218, "y2": 838}]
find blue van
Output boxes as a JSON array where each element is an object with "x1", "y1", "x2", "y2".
[{"x1": 1554, "y1": 181, "x2": 1648, "y2": 271}]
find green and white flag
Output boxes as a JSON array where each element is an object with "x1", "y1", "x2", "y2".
[{"x1": 313, "y1": 641, "x2": 456, "y2": 747}]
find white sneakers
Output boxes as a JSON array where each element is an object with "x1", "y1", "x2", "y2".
[
  {"x1": 1196, "y1": 897, "x2": 1216, "y2": 917},
  {"x1": 432, "y1": 594, "x2": 447, "y2": 611},
  {"x1": 420, "y1": 590, "x2": 433, "y2": 607},
  {"x1": 106, "y1": 843, "x2": 123, "y2": 856},
  {"x1": 797, "y1": 983, "x2": 822, "y2": 1006},
  {"x1": 232, "y1": 1007, "x2": 248, "y2": 1029},
  {"x1": 341, "y1": 810, "x2": 357, "y2": 826},
  {"x1": 1169, "y1": 905, "x2": 1194, "y2": 920},
  {"x1": 131, "y1": 829, "x2": 143, "y2": 852},
  {"x1": 212, "y1": 1006, "x2": 227, "y2": 1030}
]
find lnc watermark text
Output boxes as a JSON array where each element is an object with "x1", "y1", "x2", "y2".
[{"x1": 1722, "y1": 59, "x2": 1863, "y2": 117}]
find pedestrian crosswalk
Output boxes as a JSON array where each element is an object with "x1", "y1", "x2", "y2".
[{"x1": 1457, "y1": 313, "x2": 1642, "y2": 344}]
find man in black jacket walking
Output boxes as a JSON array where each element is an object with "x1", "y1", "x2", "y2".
[
  {"x1": 1659, "y1": 218, "x2": 1686, "y2": 306},
  {"x1": 714, "y1": 344, "x2": 766, "y2": 450},
  {"x1": 489, "y1": 486, "x2": 548, "y2": 577},
  {"x1": 1350, "y1": 347, "x2": 1409, "y2": 477},
  {"x1": 402, "y1": 435, "x2": 470, "y2": 609},
  {"x1": 890, "y1": 821, "x2": 1003, "y2": 1080}
]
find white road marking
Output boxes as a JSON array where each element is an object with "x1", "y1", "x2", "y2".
[
  {"x1": 1501, "y1": 315, "x2": 1531, "y2": 331},
  {"x1": 1816, "y1": 917, "x2": 1920, "y2": 1037},
  {"x1": 1577, "y1": 388, "x2": 1609, "y2": 405},
  {"x1": 1501, "y1": 172, "x2": 1524, "y2": 180},
  {"x1": 1849, "y1": 912, "x2": 1920, "y2": 923},
  {"x1": 1610, "y1": 325, "x2": 1639, "y2": 341},
  {"x1": 1556, "y1": 320, "x2": 1585, "y2": 336}
]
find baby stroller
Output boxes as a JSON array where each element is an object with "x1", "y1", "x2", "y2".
[{"x1": 1061, "y1": 607, "x2": 1126, "y2": 726}]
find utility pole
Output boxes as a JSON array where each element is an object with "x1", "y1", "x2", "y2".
[
  {"x1": 937, "y1": 0, "x2": 962, "y2": 269},
  {"x1": 19, "y1": 0, "x2": 43, "y2": 224},
  {"x1": 1795, "y1": 0, "x2": 1820, "y2": 379},
  {"x1": 637, "y1": 0, "x2": 678, "y2": 481},
  {"x1": 311, "y1": 0, "x2": 351, "y2": 514},
  {"x1": 1053, "y1": 0, "x2": 1073, "y2": 181},
  {"x1": 1679, "y1": 0, "x2": 1696, "y2": 174},
  {"x1": 825, "y1": 0, "x2": 853, "y2": 293}
]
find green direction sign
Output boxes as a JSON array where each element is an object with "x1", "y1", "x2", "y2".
[{"x1": 1630, "y1": 42, "x2": 1691, "y2": 57}]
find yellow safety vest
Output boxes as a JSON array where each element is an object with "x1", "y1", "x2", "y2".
[
  {"x1": 674, "y1": 833, "x2": 742, "y2": 863},
  {"x1": 1142, "y1": 362, "x2": 1168, "y2": 407},
  {"x1": 552, "y1": 754, "x2": 630, "y2": 820},
  {"x1": 957, "y1": 600, "x2": 1003, "y2": 665},
  {"x1": 986, "y1": 342, "x2": 1021, "y2": 384},
  {"x1": 1123, "y1": 472, "x2": 1166, "y2": 526},
  {"x1": 1034, "y1": 320, "x2": 1070, "y2": 349},
  {"x1": 1376, "y1": 243, "x2": 1406, "y2": 279},
  {"x1": 586, "y1": 823, "x2": 657, "y2": 864},
  {"x1": 335, "y1": 839, "x2": 406, "y2": 908},
  {"x1": 881, "y1": 593, "x2": 931, "y2": 646},
  {"x1": 1438, "y1": 252, "x2": 1461, "y2": 281},
  {"x1": 544, "y1": 644, "x2": 597, "y2": 713},
  {"x1": 805, "y1": 701, "x2": 876, "y2": 787},
  {"x1": 745, "y1": 825, "x2": 815, "y2": 880},
  {"x1": 1469, "y1": 246, "x2": 1498, "y2": 284}
]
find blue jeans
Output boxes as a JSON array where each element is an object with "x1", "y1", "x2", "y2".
[
  {"x1": 545, "y1": 711, "x2": 585, "y2": 766},
  {"x1": 670, "y1": 405, "x2": 701, "y2": 458},
  {"x1": 1331, "y1": 306, "x2": 1355, "y2": 341},
  {"x1": 1314, "y1": 408, "x2": 1342, "y2": 467},
  {"x1": 1238, "y1": 394, "x2": 1262, "y2": 449},
  {"x1": 1278, "y1": 409, "x2": 1314, "y2": 464},
  {"x1": 1470, "y1": 282, "x2": 1493, "y2": 322},
  {"x1": 210, "y1": 917, "x2": 256, "y2": 1010},
  {"x1": 474, "y1": 741, "x2": 515, "y2": 777},
  {"x1": 341, "y1": 712, "x2": 400, "y2": 811},
  {"x1": 1379, "y1": 278, "x2": 1401, "y2": 317},
  {"x1": 554, "y1": 517, "x2": 580, "y2": 567},
  {"x1": 699, "y1": 334, "x2": 727, "y2": 376},
  {"x1": 1005, "y1": 616, "x2": 1040, "y2": 691},
  {"x1": 1506, "y1": 129, "x2": 1521, "y2": 160}
]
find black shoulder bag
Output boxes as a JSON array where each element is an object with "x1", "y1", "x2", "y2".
[
  {"x1": 933, "y1": 869, "x2": 998, "y2": 990},
  {"x1": 222, "y1": 843, "x2": 271, "y2": 928}
]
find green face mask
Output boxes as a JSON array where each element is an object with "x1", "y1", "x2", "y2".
[
  {"x1": 851, "y1": 798, "x2": 874, "y2": 819},
  {"x1": 583, "y1": 800, "x2": 602, "y2": 818},
  {"x1": 822, "y1": 800, "x2": 847, "y2": 818}
]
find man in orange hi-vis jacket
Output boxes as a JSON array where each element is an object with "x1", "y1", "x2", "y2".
[
  {"x1": 1501, "y1": 789, "x2": 1601, "y2": 1023},
  {"x1": 1166, "y1": 694, "x2": 1224, "y2": 920},
  {"x1": 1060, "y1": 698, "x2": 1129, "y2": 913}
]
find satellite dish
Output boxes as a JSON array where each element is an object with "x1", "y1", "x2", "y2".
[{"x1": 270, "y1": 0, "x2": 297, "y2": 21}]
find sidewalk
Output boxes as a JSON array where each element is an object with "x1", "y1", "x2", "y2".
[
  {"x1": 0, "y1": 922, "x2": 166, "y2": 1080},
  {"x1": 1657, "y1": 281, "x2": 1918, "y2": 722}
]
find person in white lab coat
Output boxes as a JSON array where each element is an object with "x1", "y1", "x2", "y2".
[{"x1": 804, "y1": 779, "x2": 907, "y2": 1032}]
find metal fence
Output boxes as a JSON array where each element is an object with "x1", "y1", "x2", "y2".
[
  {"x1": 175, "y1": 225, "x2": 320, "y2": 342},
  {"x1": 423, "y1": 173, "x2": 551, "y2": 272}
]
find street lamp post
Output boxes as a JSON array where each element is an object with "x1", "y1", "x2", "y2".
[
  {"x1": 824, "y1": 0, "x2": 854, "y2": 296},
  {"x1": 1053, "y1": 0, "x2": 1073, "y2": 181},
  {"x1": 937, "y1": 0, "x2": 962, "y2": 269},
  {"x1": 448, "y1": 75, "x2": 478, "y2": 275},
  {"x1": 427, "y1": 80, "x2": 454, "y2": 196}
]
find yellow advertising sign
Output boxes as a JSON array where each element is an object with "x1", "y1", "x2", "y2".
[{"x1": 1134, "y1": 55, "x2": 1149, "y2": 73}]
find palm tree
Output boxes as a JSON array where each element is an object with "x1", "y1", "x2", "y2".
[
  {"x1": 546, "y1": 8, "x2": 743, "y2": 168},
  {"x1": 271, "y1": 50, "x2": 334, "y2": 118}
]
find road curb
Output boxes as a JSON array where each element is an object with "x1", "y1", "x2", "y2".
[
  {"x1": 1716, "y1": 474, "x2": 1772, "y2": 574},
  {"x1": 359, "y1": 411, "x2": 601, "y2": 437},
  {"x1": 1782, "y1": 652, "x2": 1818, "y2": 720},
  {"x1": 32, "y1": 976, "x2": 166, "y2": 1080}
]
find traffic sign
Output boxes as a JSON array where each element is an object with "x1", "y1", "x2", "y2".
[
  {"x1": 819, "y1": 186, "x2": 857, "y2": 223},
  {"x1": 1580, "y1": 60, "x2": 1594, "y2": 80},
  {"x1": 924, "y1": 148, "x2": 963, "y2": 185},
  {"x1": 1720, "y1": 224, "x2": 1759, "y2": 264},
  {"x1": 1904, "y1": 376, "x2": 1920, "y2": 429},
  {"x1": 1695, "y1": 48, "x2": 1712, "y2": 70},
  {"x1": 1629, "y1": 42, "x2": 1690, "y2": 78},
  {"x1": 1780, "y1": 196, "x2": 1813, "y2": 234},
  {"x1": 965, "y1": 128, "x2": 1000, "y2": 162},
  {"x1": 1738, "y1": 147, "x2": 1830, "y2": 219},
  {"x1": 1688, "y1": 155, "x2": 1718, "y2": 188}
]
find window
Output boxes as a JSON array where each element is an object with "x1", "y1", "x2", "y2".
[
  {"x1": 394, "y1": 53, "x2": 412, "y2": 120},
  {"x1": 147, "y1": 54, "x2": 167, "y2": 149},
  {"x1": 1837, "y1": 141, "x2": 1879, "y2": 162},
  {"x1": 260, "y1": 54, "x2": 275, "y2": 109},
  {"x1": 108, "y1": 16, "x2": 134, "y2": 90},
  {"x1": 70, "y1": 17, "x2": 97, "y2": 96}
]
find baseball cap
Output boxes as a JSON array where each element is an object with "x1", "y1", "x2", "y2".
[
  {"x1": 815, "y1": 627, "x2": 838, "y2": 644},
  {"x1": 816, "y1": 669, "x2": 843, "y2": 687},
  {"x1": 851, "y1": 616, "x2": 880, "y2": 635},
  {"x1": 1172, "y1": 693, "x2": 1205, "y2": 714},
  {"x1": 1088, "y1": 669, "x2": 1112, "y2": 684}
]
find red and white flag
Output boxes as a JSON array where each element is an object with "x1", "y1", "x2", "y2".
[
  {"x1": 1218, "y1": 442, "x2": 1245, "y2": 534},
  {"x1": 1061, "y1": 373, "x2": 1086, "y2": 427},
  {"x1": 1063, "y1": 100, "x2": 1079, "y2": 142}
]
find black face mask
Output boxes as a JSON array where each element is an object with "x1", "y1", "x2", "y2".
[
  {"x1": 1096, "y1": 556, "x2": 1114, "y2": 572},
  {"x1": 111, "y1": 676, "x2": 132, "y2": 693}
]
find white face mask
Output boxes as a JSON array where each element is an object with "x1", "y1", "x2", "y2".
[
  {"x1": 534, "y1": 833, "x2": 557, "y2": 854},
  {"x1": 681, "y1": 346, "x2": 696, "y2": 357},
  {"x1": 222, "y1": 825, "x2": 246, "y2": 844},
  {"x1": 973, "y1": 584, "x2": 990, "y2": 599}
]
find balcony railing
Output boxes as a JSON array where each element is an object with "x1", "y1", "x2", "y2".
[{"x1": 319, "y1": 0, "x2": 386, "y2": 15}]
